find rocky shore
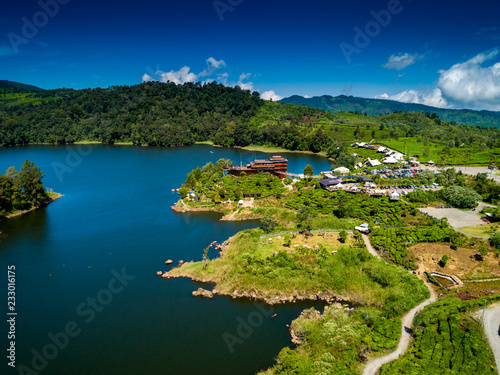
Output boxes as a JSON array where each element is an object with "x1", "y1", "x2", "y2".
[{"x1": 164, "y1": 268, "x2": 351, "y2": 305}]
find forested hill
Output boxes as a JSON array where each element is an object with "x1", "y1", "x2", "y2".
[
  {"x1": 0, "y1": 80, "x2": 43, "y2": 92},
  {"x1": 280, "y1": 95, "x2": 500, "y2": 128},
  {"x1": 0, "y1": 82, "x2": 265, "y2": 146},
  {"x1": 2, "y1": 81, "x2": 500, "y2": 164}
]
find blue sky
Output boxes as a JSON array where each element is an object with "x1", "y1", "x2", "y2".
[{"x1": 1, "y1": 0, "x2": 500, "y2": 110}]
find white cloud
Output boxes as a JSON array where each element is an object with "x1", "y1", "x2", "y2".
[
  {"x1": 158, "y1": 66, "x2": 197, "y2": 85},
  {"x1": 141, "y1": 58, "x2": 264, "y2": 94},
  {"x1": 217, "y1": 72, "x2": 229, "y2": 85},
  {"x1": 376, "y1": 49, "x2": 500, "y2": 110},
  {"x1": 142, "y1": 73, "x2": 155, "y2": 82},
  {"x1": 437, "y1": 49, "x2": 500, "y2": 110},
  {"x1": 199, "y1": 57, "x2": 226, "y2": 77},
  {"x1": 383, "y1": 53, "x2": 422, "y2": 70},
  {"x1": 236, "y1": 73, "x2": 254, "y2": 91},
  {"x1": 261, "y1": 90, "x2": 283, "y2": 101},
  {"x1": 375, "y1": 88, "x2": 451, "y2": 108},
  {"x1": 304, "y1": 95, "x2": 311, "y2": 98}
]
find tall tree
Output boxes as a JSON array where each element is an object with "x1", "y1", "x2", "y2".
[
  {"x1": 18, "y1": 160, "x2": 49, "y2": 207},
  {"x1": 303, "y1": 164, "x2": 314, "y2": 177}
]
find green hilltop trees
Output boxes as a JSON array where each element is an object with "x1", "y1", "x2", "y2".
[{"x1": 0, "y1": 160, "x2": 49, "y2": 216}]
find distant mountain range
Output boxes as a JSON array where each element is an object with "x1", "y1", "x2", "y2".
[
  {"x1": 279, "y1": 95, "x2": 500, "y2": 128},
  {"x1": 0, "y1": 80, "x2": 43, "y2": 92}
]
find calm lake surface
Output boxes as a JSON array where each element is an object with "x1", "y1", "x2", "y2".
[{"x1": 0, "y1": 144, "x2": 332, "y2": 375}]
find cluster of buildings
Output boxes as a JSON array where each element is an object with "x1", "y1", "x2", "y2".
[
  {"x1": 352, "y1": 142, "x2": 405, "y2": 166},
  {"x1": 318, "y1": 174, "x2": 401, "y2": 200}
]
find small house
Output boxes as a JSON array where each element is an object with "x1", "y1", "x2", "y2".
[{"x1": 319, "y1": 178, "x2": 341, "y2": 189}]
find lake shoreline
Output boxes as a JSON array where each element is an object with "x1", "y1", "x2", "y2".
[
  {"x1": 2, "y1": 142, "x2": 332, "y2": 159},
  {"x1": 1, "y1": 193, "x2": 63, "y2": 223}
]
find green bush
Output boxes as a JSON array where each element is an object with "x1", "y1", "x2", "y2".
[{"x1": 442, "y1": 186, "x2": 482, "y2": 208}]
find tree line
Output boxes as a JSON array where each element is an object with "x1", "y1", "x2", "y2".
[{"x1": 2, "y1": 82, "x2": 500, "y2": 157}]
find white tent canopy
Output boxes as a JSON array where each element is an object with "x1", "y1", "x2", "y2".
[
  {"x1": 427, "y1": 160, "x2": 435, "y2": 164},
  {"x1": 333, "y1": 166, "x2": 350, "y2": 174},
  {"x1": 383, "y1": 157, "x2": 398, "y2": 164}
]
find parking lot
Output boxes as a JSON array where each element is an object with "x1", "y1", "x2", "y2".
[{"x1": 420, "y1": 202, "x2": 494, "y2": 230}]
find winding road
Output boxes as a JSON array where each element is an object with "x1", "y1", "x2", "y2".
[
  {"x1": 362, "y1": 235, "x2": 438, "y2": 375},
  {"x1": 481, "y1": 303, "x2": 500, "y2": 373}
]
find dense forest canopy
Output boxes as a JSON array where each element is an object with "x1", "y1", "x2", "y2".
[{"x1": 2, "y1": 82, "x2": 500, "y2": 163}]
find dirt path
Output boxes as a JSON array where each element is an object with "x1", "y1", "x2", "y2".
[
  {"x1": 362, "y1": 234, "x2": 381, "y2": 259},
  {"x1": 482, "y1": 303, "x2": 500, "y2": 373},
  {"x1": 362, "y1": 235, "x2": 437, "y2": 375}
]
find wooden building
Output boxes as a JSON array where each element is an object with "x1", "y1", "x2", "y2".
[{"x1": 227, "y1": 156, "x2": 288, "y2": 178}]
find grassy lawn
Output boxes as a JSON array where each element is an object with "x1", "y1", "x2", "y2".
[{"x1": 458, "y1": 224, "x2": 495, "y2": 237}]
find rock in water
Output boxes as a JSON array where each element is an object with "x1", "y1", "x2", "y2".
[
  {"x1": 165, "y1": 259, "x2": 173, "y2": 265},
  {"x1": 192, "y1": 288, "x2": 213, "y2": 298}
]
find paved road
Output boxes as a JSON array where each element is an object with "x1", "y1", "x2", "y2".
[
  {"x1": 362, "y1": 234, "x2": 381, "y2": 259},
  {"x1": 482, "y1": 303, "x2": 500, "y2": 373}
]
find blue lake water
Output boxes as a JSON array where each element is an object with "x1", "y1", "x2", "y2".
[{"x1": 0, "y1": 144, "x2": 332, "y2": 375}]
